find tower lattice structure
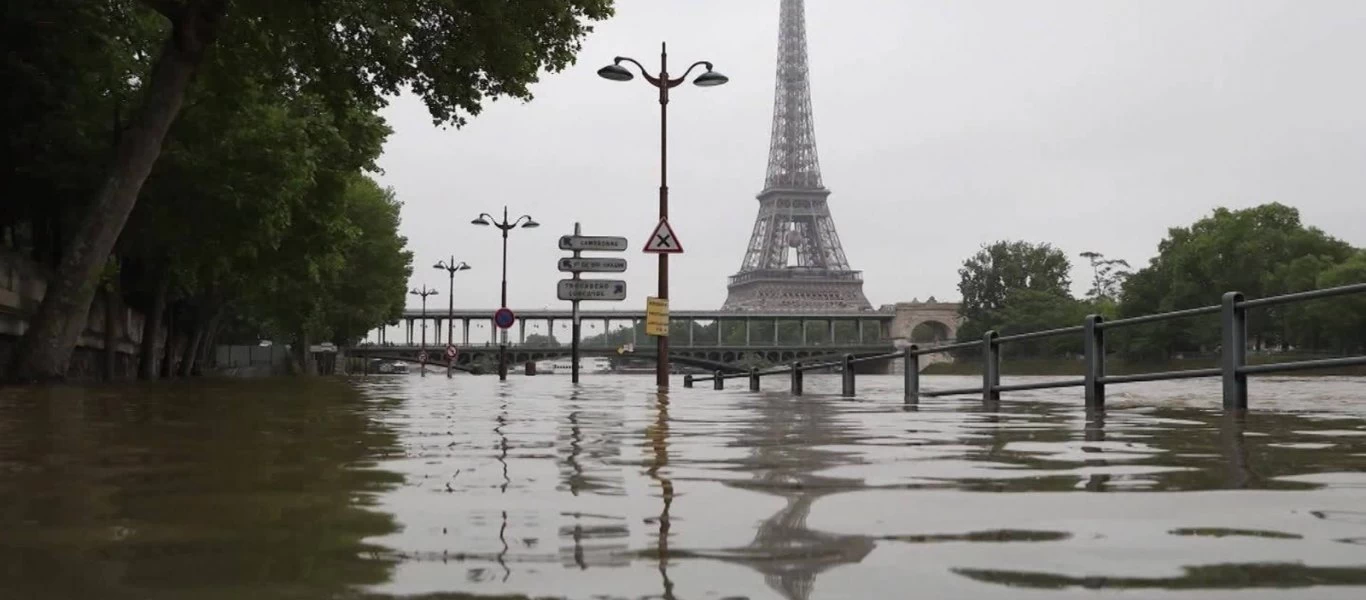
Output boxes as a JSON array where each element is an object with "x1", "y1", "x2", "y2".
[{"x1": 722, "y1": 0, "x2": 871, "y2": 312}]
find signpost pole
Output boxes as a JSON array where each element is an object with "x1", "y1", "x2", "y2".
[{"x1": 571, "y1": 223, "x2": 582, "y2": 384}]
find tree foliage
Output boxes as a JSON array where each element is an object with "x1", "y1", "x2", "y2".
[
  {"x1": 1079, "y1": 251, "x2": 1131, "y2": 302},
  {"x1": 6, "y1": 0, "x2": 615, "y2": 381},
  {"x1": 954, "y1": 241, "x2": 1079, "y2": 356},
  {"x1": 1117, "y1": 203, "x2": 1356, "y2": 357},
  {"x1": 957, "y1": 241, "x2": 1072, "y2": 326}
]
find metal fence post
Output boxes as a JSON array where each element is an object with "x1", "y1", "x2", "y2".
[
  {"x1": 841, "y1": 354, "x2": 855, "y2": 397},
  {"x1": 713, "y1": 370, "x2": 724, "y2": 391},
  {"x1": 749, "y1": 367, "x2": 760, "y2": 392},
  {"x1": 1083, "y1": 315, "x2": 1105, "y2": 410},
  {"x1": 983, "y1": 331, "x2": 1000, "y2": 402},
  {"x1": 1221, "y1": 292, "x2": 1248, "y2": 410},
  {"x1": 683, "y1": 374, "x2": 693, "y2": 388},
  {"x1": 791, "y1": 361, "x2": 804, "y2": 396},
  {"x1": 904, "y1": 346, "x2": 919, "y2": 404}
]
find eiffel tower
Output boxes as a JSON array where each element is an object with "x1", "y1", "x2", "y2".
[{"x1": 723, "y1": 0, "x2": 871, "y2": 312}]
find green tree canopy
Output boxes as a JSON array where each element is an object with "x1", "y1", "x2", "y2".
[
  {"x1": 957, "y1": 241, "x2": 1072, "y2": 326},
  {"x1": 9, "y1": 0, "x2": 615, "y2": 381},
  {"x1": 1117, "y1": 203, "x2": 1355, "y2": 356}
]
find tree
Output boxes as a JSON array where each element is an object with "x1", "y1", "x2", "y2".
[
  {"x1": 1117, "y1": 203, "x2": 1354, "y2": 357},
  {"x1": 994, "y1": 289, "x2": 1090, "y2": 357},
  {"x1": 952, "y1": 241, "x2": 1076, "y2": 358},
  {"x1": 1079, "y1": 251, "x2": 1131, "y2": 302},
  {"x1": 957, "y1": 241, "x2": 1072, "y2": 325},
  {"x1": 523, "y1": 334, "x2": 561, "y2": 348},
  {"x1": 1310, "y1": 252, "x2": 1366, "y2": 354},
  {"x1": 9, "y1": 0, "x2": 615, "y2": 381}
]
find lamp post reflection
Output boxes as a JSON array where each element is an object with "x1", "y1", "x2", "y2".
[{"x1": 646, "y1": 391, "x2": 676, "y2": 599}]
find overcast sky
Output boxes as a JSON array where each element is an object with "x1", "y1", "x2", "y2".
[{"x1": 377, "y1": 0, "x2": 1366, "y2": 314}]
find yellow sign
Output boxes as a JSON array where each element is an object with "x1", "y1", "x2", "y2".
[{"x1": 645, "y1": 296, "x2": 669, "y2": 337}]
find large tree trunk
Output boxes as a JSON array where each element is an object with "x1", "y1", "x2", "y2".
[
  {"x1": 192, "y1": 310, "x2": 224, "y2": 376},
  {"x1": 178, "y1": 306, "x2": 210, "y2": 377},
  {"x1": 160, "y1": 304, "x2": 178, "y2": 379},
  {"x1": 138, "y1": 274, "x2": 169, "y2": 380},
  {"x1": 4, "y1": 1, "x2": 227, "y2": 383},
  {"x1": 179, "y1": 326, "x2": 203, "y2": 377},
  {"x1": 102, "y1": 282, "x2": 121, "y2": 382}
]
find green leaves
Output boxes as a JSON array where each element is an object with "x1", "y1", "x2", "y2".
[
  {"x1": 1118, "y1": 203, "x2": 1358, "y2": 355},
  {"x1": 957, "y1": 241, "x2": 1073, "y2": 328},
  {"x1": 221, "y1": 0, "x2": 615, "y2": 127}
]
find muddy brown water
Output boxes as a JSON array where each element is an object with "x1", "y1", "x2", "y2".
[{"x1": 2, "y1": 374, "x2": 1364, "y2": 599}]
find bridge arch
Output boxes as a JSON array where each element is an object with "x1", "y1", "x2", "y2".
[
  {"x1": 910, "y1": 320, "x2": 953, "y2": 343},
  {"x1": 891, "y1": 299, "x2": 962, "y2": 345}
]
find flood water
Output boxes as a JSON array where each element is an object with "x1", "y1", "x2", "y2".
[{"x1": 2, "y1": 374, "x2": 1365, "y2": 599}]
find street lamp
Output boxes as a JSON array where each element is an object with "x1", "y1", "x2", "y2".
[
  {"x1": 410, "y1": 285, "x2": 439, "y2": 376},
  {"x1": 598, "y1": 42, "x2": 728, "y2": 389},
  {"x1": 434, "y1": 258, "x2": 471, "y2": 378},
  {"x1": 472, "y1": 206, "x2": 539, "y2": 381}
]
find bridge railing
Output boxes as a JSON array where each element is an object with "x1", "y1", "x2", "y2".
[{"x1": 683, "y1": 283, "x2": 1366, "y2": 410}]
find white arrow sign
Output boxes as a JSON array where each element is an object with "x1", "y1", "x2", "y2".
[
  {"x1": 559, "y1": 235, "x2": 629, "y2": 252},
  {"x1": 558, "y1": 279, "x2": 627, "y2": 301},
  {"x1": 643, "y1": 219, "x2": 683, "y2": 254},
  {"x1": 558, "y1": 257, "x2": 628, "y2": 273}
]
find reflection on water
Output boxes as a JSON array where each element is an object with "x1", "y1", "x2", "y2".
[
  {"x1": 2, "y1": 374, "x2": 1365, "y2": 599},
  {"x1": 0, "y1": 379, "x2": 402, "y2": 600}
]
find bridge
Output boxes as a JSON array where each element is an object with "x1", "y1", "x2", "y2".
[
  {"x1": 370, "y1": 300, "x2": 962, "y2": 351},
  {"x1": 347, "y1": 341, "x2": 931, "y2": 375}
]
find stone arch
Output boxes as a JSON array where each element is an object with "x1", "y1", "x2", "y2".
[
  {"x1": 891, "y1": 299, "x2": 962, "y2": 346},
  {"x1": 910, "y1": 320, "x2": 953, "y2": 343}
]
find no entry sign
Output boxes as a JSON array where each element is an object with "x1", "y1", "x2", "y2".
[{"x1": 493, "y1": 307, "x2": 515, "y2": 329}]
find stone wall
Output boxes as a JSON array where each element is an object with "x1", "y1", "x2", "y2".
[
  {"x1": 0, "y1": 250, "x2": 154, "y2": 381},
  {"x1": 886, "y1": 298, "x2": 962, "y2": 344}
]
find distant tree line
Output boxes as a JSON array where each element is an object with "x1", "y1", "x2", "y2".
[
  {"x1": 3, "y1": 0, "x2": 613, "y2": 381},
  {"x1": 955, "y1": 203, "x2": 1366, "y2": 359}
]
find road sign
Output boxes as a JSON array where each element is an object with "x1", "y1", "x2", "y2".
[
  {"x1": 644, "y1": 219, "x2": 683, "y2": 254},
  {"x1": 645, "y1": 296, "x2": 669, "y2": 337},
  {"x1": 445, "y1": 345, "x2": 458, "y2": 359},
  {"x1": 418, "y1": 350, "x2": 429, "y2": 362},
  {"x1": 557, "y1": 279, "x2": 627, "y2": 301},
  {"x1": 558, "y1": 257, "x2": 628, "y2": 273},
  {"x1": 493, "y1": 307, "x2": 516, "y2": 329},
  {"x1": 559, "y1": 235, "x2": 629, "y2": 252}
]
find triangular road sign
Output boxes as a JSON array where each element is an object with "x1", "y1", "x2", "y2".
[{"x1": 643, "y1": 219, "x2": 684, "y2": 254}]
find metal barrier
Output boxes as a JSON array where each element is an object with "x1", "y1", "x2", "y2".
[{"x1": 682, "y1": 283, "x2": 1366, "y2": 410}]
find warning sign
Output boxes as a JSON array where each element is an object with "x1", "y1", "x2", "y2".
[{"x1": 643, "y1": 219, "x2": 683, "y2": 254}]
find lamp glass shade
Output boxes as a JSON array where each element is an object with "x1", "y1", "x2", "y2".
[
  {"x1": 694, "y1": 70, "x2": 729, "y2": 87},
  {"x1": 597, "y1": 64, "x2": 634, "y2": 82}
]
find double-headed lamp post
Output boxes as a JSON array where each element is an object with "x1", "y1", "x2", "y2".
[
  {"x1": 598, "y1": 43, "x2": 728, "y2": 389},
  {"x1": 410, "y1": 285, "x2": 439, "y2": 376},
  {"x1": 472, "y1": 206, "x2": 539, "y2": 381},
  {"x1": 433, "y1": 258, "x2": 471, "y2": 378}
]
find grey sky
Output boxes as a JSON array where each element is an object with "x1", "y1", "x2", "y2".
[{"x1": 377, "y1": 0, "x2": 1366, "y2": 314}]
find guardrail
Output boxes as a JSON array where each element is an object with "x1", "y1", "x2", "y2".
[{"x1": 682, "y1": 284, "x2": 1366, "y2": 410}]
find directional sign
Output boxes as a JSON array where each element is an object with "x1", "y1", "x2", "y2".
[
  {"x1": 558, "y1": 257, "x2": 628, "y2": 273},
  {"x1": 559, "y1": 235, "x2": 629, "y2": 252},
  {"x1": 557, "y1": 279, "x2": 627, "y2": 301},
  {"x1": 493, "y1": 307, "x2": 516, "y2": 329},
  {"x1": 643, "y1": 219, "x2": 683, "y2": 254}
]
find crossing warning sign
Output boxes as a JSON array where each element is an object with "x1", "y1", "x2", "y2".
[{"x1": 643, "y1": 219, "x2": 683, "y2": 254}]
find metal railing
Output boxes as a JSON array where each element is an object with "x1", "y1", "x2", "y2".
[{"x1": 683, "y1": 283, "x2": 1366, "y2": 410}]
